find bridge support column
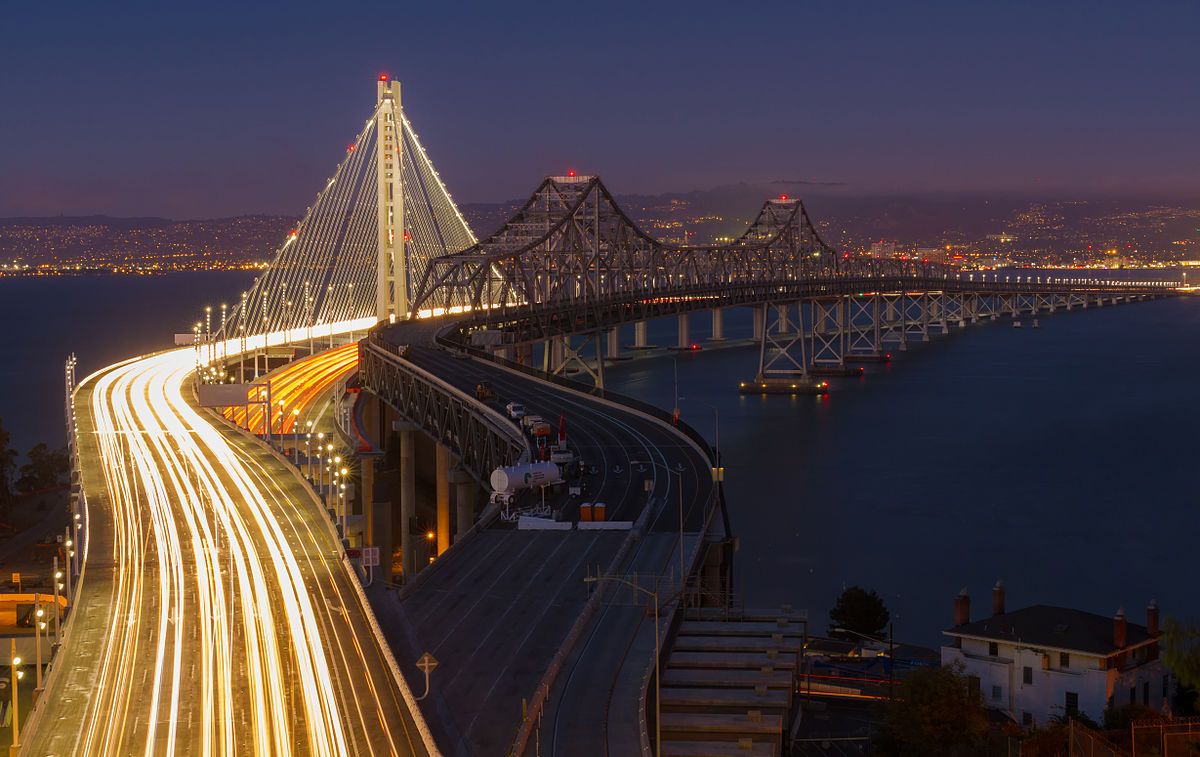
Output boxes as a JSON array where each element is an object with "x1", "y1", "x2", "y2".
[
  {"x1": 677, "y1": 313, "x2": 690, "y2": 349},
  {"x1": 710, "y1": 308, "x2": 725, "y2": 341},
  {"x1": 633, "y1": 321, "x2": 649, "y2": 349},
  {"x1": 361, "y1": 457, "x2": 376, "y2": 545},
  {"x1": 435, "y1": 443, "x2": 452, "y2": 557},
  {"x1": 776, "y1": 304, "x2": 791, "y2": 334},
  {"x1": 606, "y1": 328, "x2": 620, "y2": 361},
  {"x1": 450, "y1": 470, "x2": 476, "y2": 542},
  {"x1": 516, "y1": 343, "x2": 533, "y2": 366},
  {"x1": 752, "y1": 306, "x2": 764, "y2": 340},
  {"x1": 398, "y1": 422, "x2": 417, "y2": 580}
]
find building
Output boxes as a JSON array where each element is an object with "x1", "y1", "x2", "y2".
[
  {"x1": 869, "y1": 240, "x2": 895, "y2": 259},
  {"x1": 941, "y1": 583, "x2": 1170, "y2": 726}
]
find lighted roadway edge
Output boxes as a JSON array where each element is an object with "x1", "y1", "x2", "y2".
[
  {"x1": 457, "y1": 344, "x2": 720, "y2": 757},
  {"x1": 196, "y1": 366, "x2": 444, "y2": 757},
  {"x1": 16, "y1": 349, "x2": 161, "y2": 756}
]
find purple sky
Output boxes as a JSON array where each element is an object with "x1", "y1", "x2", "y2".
[{"x1": 2, "y1": 1, "x2": 1198, "y2": 218}]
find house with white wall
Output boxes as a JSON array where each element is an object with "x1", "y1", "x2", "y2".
[{"x1": 940, "y1": 583, "x2": 1170, "y2": 726}]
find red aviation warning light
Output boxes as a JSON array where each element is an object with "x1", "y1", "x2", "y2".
[
  {"x1": 347, "y1": 144, "x2": 356, "y2": 153},
  {"x1": 567, "y1": 169, "x2": 576, "y2": 177},
  {"x1": 779, "y1": 194, "x2": 788, "y2": 201},
  {"x1": 378, "y1": 73, "x2": 389, "y2": 81}
]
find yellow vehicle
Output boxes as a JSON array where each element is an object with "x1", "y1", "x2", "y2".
[{"x1": 475, "y1": 381, "x2": 496, "y2": 401}]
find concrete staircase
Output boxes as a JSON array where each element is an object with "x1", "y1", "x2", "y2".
[{"x1": 657, "y1": 606, "x2": 807, "y2": 757}]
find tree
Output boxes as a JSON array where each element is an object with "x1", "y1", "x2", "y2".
[
  {"x1": 0, "y1": 420, "x2": 16, "y2": 518},
  {"x1": 16, "y1": 443, "x2": 68, "y2": 493},
  {"x1": 829, "y1": 585, "x2": 890, "y2": 638},
  {"x1": 876, "y1": 664, "x2": 990, "y2": 756},
  {"x1": 1164, "y1": 618, "x2": 1200, "y2": 690}
]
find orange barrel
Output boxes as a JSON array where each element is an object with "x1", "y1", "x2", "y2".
[
  {"x1": 579, "y1": 503, "x2": 593, "y2": 522},
  {"x1": 593, "y1": 502, "x2": 606, "y2": 522}
]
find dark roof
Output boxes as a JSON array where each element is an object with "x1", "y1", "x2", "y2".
[{"x1": 944, "y1": 605, "x2": 1153, "y2": 656}]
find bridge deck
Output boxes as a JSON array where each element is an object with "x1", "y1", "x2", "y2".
[{"x1": 365, "y1": 321, "x2": 718, "y2": 756}]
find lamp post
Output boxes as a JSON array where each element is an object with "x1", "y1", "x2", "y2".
[
  {"x1": 680, "y1": 397, "x2": 721, "y2": 478},
  {"x1": 291, "y1": 410, "x2": 300, "y2": 464},
  {"x1": 667, "y1": 356, "x2": 679, "y2": 424},
  {"x1": 631, "y1": 459, "x2": 686, "y2": 593},
  {"x1": 33, "y1": 599, "x2": 43, "y2": 693},
  {"x1": 305, "y1": 432, "x2": 313, "y2": 481},
  {"x1": 11, "y1": 639, "x2": 22, "y2": 755},
  {"x1": 584, "y1": 574, "x2": 660, "y2": 757},
  {"x1": 53, "y1": 557, "x2": 62, "y2": 645}
]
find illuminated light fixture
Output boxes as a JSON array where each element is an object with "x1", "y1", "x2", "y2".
[
  {"x1": 779, "y1": 194, "x2": 789, "y2": 201},
  {"x1": 378, "y1": 73, "x2": 389, "y2": 81},
  {"x1": 425, "y1": 530, "x2": 435, "y2": 541},
  {"x1": 567, "y1": 169, "x2": 576, "y2": 178}
]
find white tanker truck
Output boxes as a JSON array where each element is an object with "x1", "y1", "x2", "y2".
[{"x1": 489, "y1": 461, "x2": 563, "y2": 506}]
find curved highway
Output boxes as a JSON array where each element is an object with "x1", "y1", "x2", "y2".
[
  {"x1": 366, "y1": 321, "x2": 717, "y2": 756},
  {"x1": 31, "y1": 341, "x2": 433, "y2": 756}
]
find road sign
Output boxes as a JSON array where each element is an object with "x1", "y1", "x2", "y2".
[
  {"x1": 362, "y1": 546, "x2": 380, "y2": 568},
  {"x1": 417, "y1": 652, "x2": 439, "y2": 675},
  {"x1": 11, "y1": 572, "x2": 19, "y2": 589}
]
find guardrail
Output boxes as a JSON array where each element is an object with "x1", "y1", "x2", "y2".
[{"x1": 360, "y1": 333, "x2": 529, "y2": 484}]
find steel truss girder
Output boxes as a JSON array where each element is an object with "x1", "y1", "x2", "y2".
[
  {"x1": 757, "y1": 302, "x2": 808, "y2": 378},
  {"x1": 544, "y1": 331, "x2": 605, "y2": 389},
  {"x1": 847, "y1": 295, "x2": 882, "y2": 356},
  {"x1": 358, "y1": 338, "x2": 527, "y2": 485},
  {"x1": 809, "y1": 297, "x2": 846, "y2": 367}
]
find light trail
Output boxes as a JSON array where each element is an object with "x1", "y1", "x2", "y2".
[
  {"x1": 223, "y1": 342, "x2": 360, "y2": 434},
  {"x1": 30, "y1": 318, "x2": 432, "y2": 756}
]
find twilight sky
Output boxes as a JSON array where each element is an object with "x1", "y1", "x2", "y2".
[{"x1": 2, "y1": 1, "x2": 1197, "y2": 218}]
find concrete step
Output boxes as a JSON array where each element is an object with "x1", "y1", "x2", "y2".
[
  {"x1": 660, "y1": 687, "x2": 791, "y2": 713},
  {"x1": 673, "y1": 635, "x2": 803, "y2": 655},
  {"x1": 679, "y1": 620, "x2": 806, "y2": 638},
  {"x1": 687, "y1": 607, "x2": 807, "y2": 624},
  {"x1": 660, "y1": 711, "x2": 783, "y2": 741},
  {"x1": 668, "y1": 651, "x2": 797, "y2": 671},
  {"x1": 661, "y1": 739, "x2": 778, "y2": 757},
  {"x1": 662, "y1": 668, "x2": 794, "y2": 690}
]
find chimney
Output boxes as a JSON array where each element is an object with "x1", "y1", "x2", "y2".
[
  {"x1": 954, "y1": 588, "x2": 971, "y2": 626},
  {"x1": 1147, "y1": 600, "x2": 1159, "y2": 637},
  {"x1": 1113, "y1": 607, "x2": 1127, "y2": 649},
  {"x1": 992, "y1": 580, "x2": 1006, "y2": 616}
]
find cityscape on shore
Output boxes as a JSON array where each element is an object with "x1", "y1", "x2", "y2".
[{"x1": 4, "y1": 192, "x2": 1200, "y2": 277}]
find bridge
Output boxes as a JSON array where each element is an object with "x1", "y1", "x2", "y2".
[{"x1": 29, "y1": 77, "x2": 1177, "y2": 757}]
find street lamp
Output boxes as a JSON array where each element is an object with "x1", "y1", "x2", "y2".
[
  {"x1": 679, "y1": 397, "x2": 721, "y2": 480},
  {"x1": 631, "y1": 459, "x2": 686, "y2": 593},
  {"x1": 10, "y1": 640, "x2": 22, "y2": 754},
  {"x1": 584, "y1": 574, "x2": 660, "y2": 757}
]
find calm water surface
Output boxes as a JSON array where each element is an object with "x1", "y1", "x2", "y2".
[
  {"x1": 1, "y1": 271, "x2": 1195, "y2": 645},
  {"x1": 605, "y1": 286, "x2": 1199, "y2": 646}
]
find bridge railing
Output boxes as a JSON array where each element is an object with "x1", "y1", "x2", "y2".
[{"x1": 360, "y1": 331, "x2": 530, "y2": 483}]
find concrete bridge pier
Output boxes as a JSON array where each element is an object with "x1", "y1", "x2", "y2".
[
  {"x1": 398, "y1": 421, "x2": 417, "y2": 580},
  {"x1": 606, "y1": 328, "x2": 620, "y2": 360},
  {"x1": 776, "y1": 304, "x2": 792, "y2": 334},
  {"x1": 677, "y1": 313, "x2": 691, "y2": 349},
  {"x1": 710, "y1": 308, "x2": 725, "y2": 341},
  {"x1": 435, "y1": 444, "x2": 452, "y2": 557},
  {"x1": 752, "y1": 306, "x2": 764, "y2": 340},
  {"x1": 450, "y1": 469, "x2": 476, "y2": 542},
  {"x1": 633, "y1": 321, "x2": 650, "y2": 349}
]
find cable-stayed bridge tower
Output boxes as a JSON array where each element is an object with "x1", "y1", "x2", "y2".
[{"x1": 219, "y1": 76, "x2": 475, "y2": 341}]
